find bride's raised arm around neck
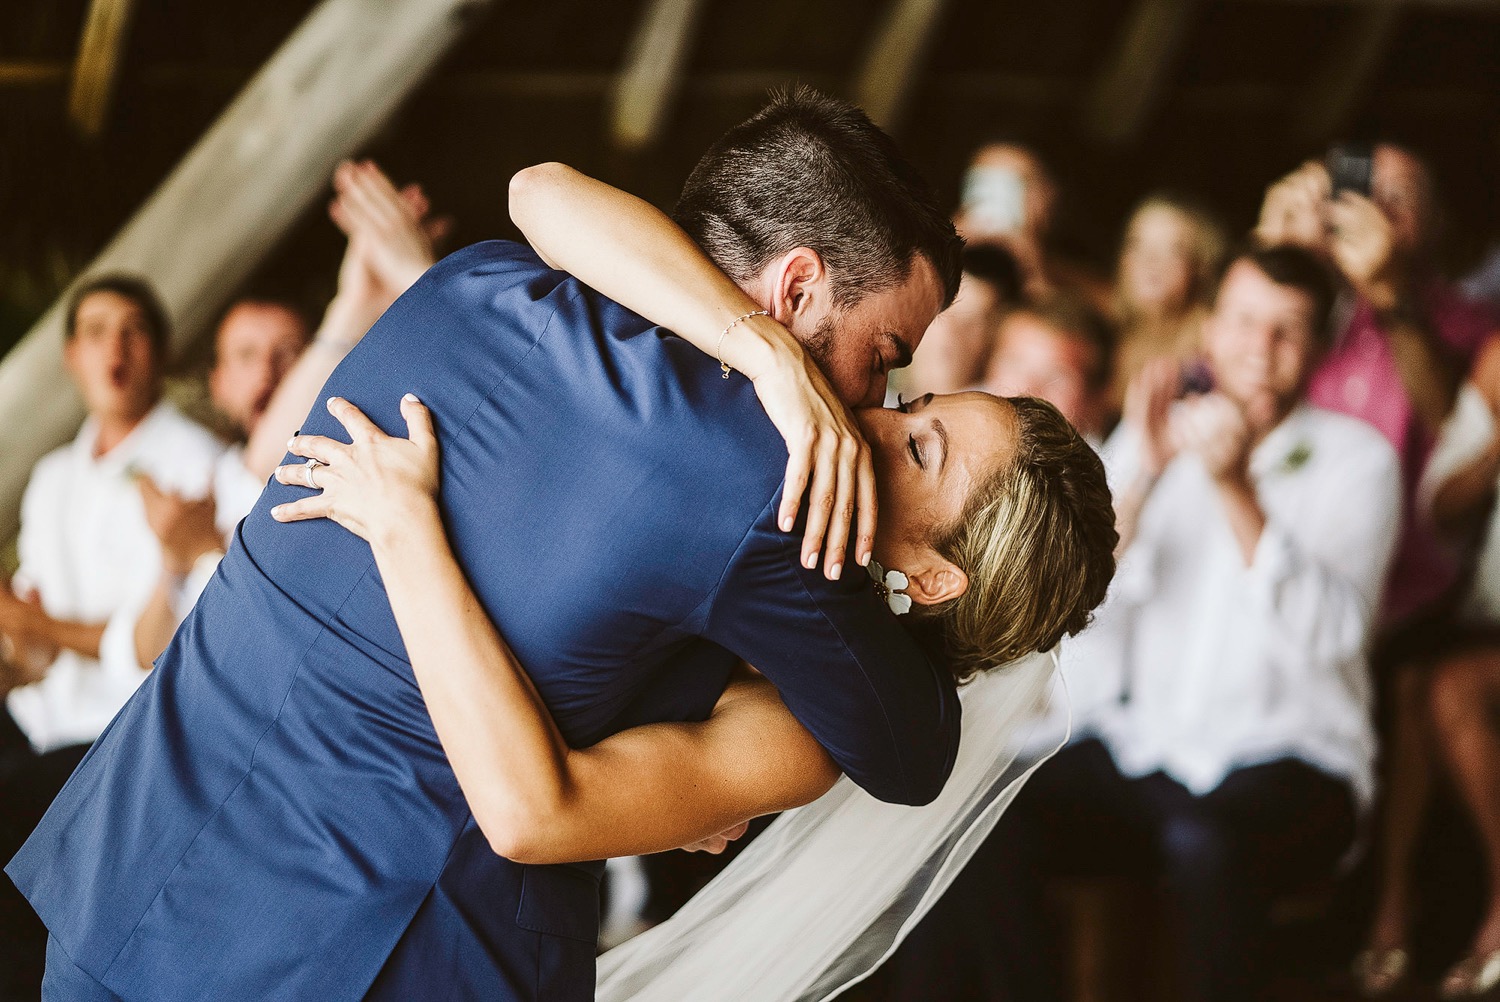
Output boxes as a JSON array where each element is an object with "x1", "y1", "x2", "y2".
[
  {"x1": 510, "y1": 163, "x2": 795, "y2": 383},
  {"x1": 508, "y1": 163, "x2": 881, "y2": 578}
]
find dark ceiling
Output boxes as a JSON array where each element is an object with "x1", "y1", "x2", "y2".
[{"x1": 3, "y1": 0, "x2": 1498, "y2": 353}]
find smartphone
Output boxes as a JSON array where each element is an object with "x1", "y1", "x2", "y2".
[
  {"x1": 1327, "y1": 142, "x2": 1374, "y2": 199},
  {"x1": 961, "y1": 165, "x2": 1026, "y2": 237}
]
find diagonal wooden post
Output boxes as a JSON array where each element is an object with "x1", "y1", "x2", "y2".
[
  {"x1": 854, "y1": 0, "x2": 952, "y2": 133},
  {"x1": 0, "y1": 0, "x2": 494, "y2": 544},
  {"x1": 1082, "y1": 0, "x2": 1200, "y2": 145},
  {"x1": 611, "y1": 0, "x2": 709, "y2": 152},
  {"x1": 68, "y1": 0, "x2": 139, "y2": 137}
]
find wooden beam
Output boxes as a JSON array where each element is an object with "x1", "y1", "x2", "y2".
[
  {"x1": 1082, "y1": 0, "x2": 1200, "y2": 144},
  {"x1": 854, "y1": 0, "x2": 952, "y2": 133},
  {"x1": 1292, "y1": 0, "x2": 1404, "y2": 143},
  {"x1": 611, "y1": 0, "x2": 708, "y2": 152},
  {"x1": 68, "y1": 0, "x2": 138, "y2": 137},
  {"x1": 0, "y1": 0, "x2": 494, "y2": 544},
  {"x1": 0, "y1": 62, "x2": 71, "y2": 87}
]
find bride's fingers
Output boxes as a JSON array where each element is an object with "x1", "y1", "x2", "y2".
[
  {"x1": 800, "y1": 434, "x2": 838, "y2": 571},
  {"x1": 273, "y1": 461, "x2": 344, "y2": 491},
  {"x1": 854, "y1": 441, "x2": 877, "y2": 568},
  {"x1": 286, "y1": 434, "x2": 347, "y2": 465},
  {"x1": 822, "y1": 435, "x2": 858, "y2": 579},
  {"x1": 779, "y1": 435, "x2": 813, "y2": 535},
  {"x1": 326, "y1": 396, "x2": 383, "y2": 442},
  {"x1": 400, "y1": 393, "x2": 437, "y2": 452},
  {"x1": 270, "y1": 496, "x2": 335, "y2": 523}
]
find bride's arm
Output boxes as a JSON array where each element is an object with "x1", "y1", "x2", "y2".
[
  {"x1": 510, "y1": 163, "x2": 874, "y2": 580},
  {"x1": 272, "y1": 395, "x2": 839, "y2": 864}
]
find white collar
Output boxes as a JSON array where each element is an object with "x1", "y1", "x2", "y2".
[{"x1": 71, "y1": 399, "x2": 173, "y2": 474}]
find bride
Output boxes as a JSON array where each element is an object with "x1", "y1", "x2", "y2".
[{"x1": 271, "y1": 165, "x2": 1116, "y2": 998}]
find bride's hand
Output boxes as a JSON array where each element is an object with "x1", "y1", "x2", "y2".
[
  {"x1": 750, "y1": 342, "x2": 877, "y2": 581},
  {"x1": 270, "y1": 395, "x2": 439, "y2": 550}
]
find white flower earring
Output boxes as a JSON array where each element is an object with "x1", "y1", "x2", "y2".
[{"x1": 866, "y1": 558, "x2": 913, "y2": 616}]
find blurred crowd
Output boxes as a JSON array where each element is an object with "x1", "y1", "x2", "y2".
[
  {"x1": 3, "y1": 135, "x2": 1500, "y2": 1002},
  {"x1": 873, "y1": 140, "x2": 1500, "y2": 1002}
]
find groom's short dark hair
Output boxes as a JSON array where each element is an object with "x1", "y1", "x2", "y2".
[{"x1": 675, "y1": 87, "x2": 964, "y2": 310}]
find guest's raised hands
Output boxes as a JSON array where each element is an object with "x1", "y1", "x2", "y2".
[
  {"x1": 1172, "y1": 393, "x2": 1255, "y2": 485},
  {"x1": 1255, "y1": 161, "x2": 1330, "y2": 254},
  {"x1": 137, "y1": 475, "x2": 223, "y2": 575},
  {"x1": 1328, "y1": 191, "x2": 1399, "y2": 306},
  {"x1": 330, "y1": 160, "x2": 450, "y2": 311}
]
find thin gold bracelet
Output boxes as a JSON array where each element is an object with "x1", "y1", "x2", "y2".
[{"x1": 716, "y1": 310, "x2": 771, "y2": 379}]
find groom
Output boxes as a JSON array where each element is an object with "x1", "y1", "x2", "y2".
[{"x1": 11, "y1": 91, "x2": 965, "y2": 1000}]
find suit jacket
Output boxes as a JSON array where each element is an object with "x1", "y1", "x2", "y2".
[{"x1": 9, "y1": 242, "x2": 961, "y2": 1001}]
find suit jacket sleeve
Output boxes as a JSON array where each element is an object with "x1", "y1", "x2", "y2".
[{"x1": 701, "y1": 501, "x2": 962, "y2": 807}]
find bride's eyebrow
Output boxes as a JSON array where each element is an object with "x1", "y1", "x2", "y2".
[{"x1": 934, "y1": 418, "x2": 949, "y2": 473}]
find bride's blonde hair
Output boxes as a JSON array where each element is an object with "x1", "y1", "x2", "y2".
[{"x1": 924, "y1": 396, "x2": 1117, "y2": 681}]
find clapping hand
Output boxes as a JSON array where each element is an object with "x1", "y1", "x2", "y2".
[
  {"x1": 329, "y1": 160, "x2": 451, "y2": 317},
  {"x1": 1173, "y1": 392, "x2": 1259, "y2": 486},
  {"x1": 0, "y1": 584, "x2": 53, "y2": 693},
  {"x1": 138, "y1": 475, "x2": 222, "y2": 575}
]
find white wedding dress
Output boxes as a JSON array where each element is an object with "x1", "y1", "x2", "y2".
[{"x1": 597, "y1": 649, "x2": 1064, "y2": 1001}]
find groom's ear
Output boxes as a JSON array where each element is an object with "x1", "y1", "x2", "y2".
[
  {"x1": 905, "y1": 557, "x2": 969, "y2": 607},
  {"x1": 767, "y1": 247, "x2": 830, "y2": 326}
]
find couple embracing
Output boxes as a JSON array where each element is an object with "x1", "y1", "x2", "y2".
[{"x1": 11, "y1": 89, "x2": 1116, "y2": 1001}]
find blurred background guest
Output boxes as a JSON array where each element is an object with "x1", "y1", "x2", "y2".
[
  {"x1": 1256, "y1": 143, "x2": 1494, "y2": 628},
  {"x1": 954, "y1": 142, "x2": 1110, "y2": 310},
  {"x1": 982, "y1": 294, "x2": 1113, "y2": 445},
  {"x1": 1257, "y1": 144, "x2": 1499, "y2": 999},
  {"x1": 0, "y1": 276, "x2": 223, "y2": 999},
  {"x1": 1106, "y1": 194, "x2": 1227, "y2": 418},
  {"x1": 874, "y1": 245, "x2": 1400, "y2": 1002},
  {"x1": 1362, "y1": 336, "x2": 1500, "y2": 999},
  {"x1": 893, "y1": 244, "x2": 1020, "y2": 399}
]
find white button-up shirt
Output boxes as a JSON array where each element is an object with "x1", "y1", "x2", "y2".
[
  {"x1": 1060, "y1": 403, "x2": 1401, "y2": 810},
  {"x1": 9, "y1": 401, "x2": 223, "y2": 752}
]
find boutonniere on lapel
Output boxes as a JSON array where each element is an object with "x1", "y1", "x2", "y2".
[
  {"x1": 1280, "y1": 441, "x2": 1314, "y2": 474},
  {"x1": 866, "y1": 558, "x2": 912, "y2": 616}
]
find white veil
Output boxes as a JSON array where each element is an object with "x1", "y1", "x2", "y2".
[{"x1": 597, "y1": 649, "x2": 1065, "y2": 1001}]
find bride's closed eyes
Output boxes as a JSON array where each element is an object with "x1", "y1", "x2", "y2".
[{"x1": 897, "y1": 394, "x2": 941, "y2": 472}]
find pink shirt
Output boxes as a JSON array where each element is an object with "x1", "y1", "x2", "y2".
[{"x1": 1307, "y1": 280, "x2": 1495, "y2": 625}]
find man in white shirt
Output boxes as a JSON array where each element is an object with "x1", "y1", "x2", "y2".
[
  {"x1": 878, "y1": 246, "x2": 1402, "y2": 1002},
  {"x1": 0, "y1": 276, "x2": 223, "y2": 997}
]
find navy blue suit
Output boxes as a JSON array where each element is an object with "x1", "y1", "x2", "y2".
[{"x1": 9, "y1": 242, "x2": 960, "y2": 1001}]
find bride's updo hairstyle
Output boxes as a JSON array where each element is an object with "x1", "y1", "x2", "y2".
[{"x1": 923, "y1": 396, "x2": 1117, "y2": 681}]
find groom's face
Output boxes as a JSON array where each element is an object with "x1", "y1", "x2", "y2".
[{"x1": 803, "y1": 256, "x2": 946, "y2": 408}]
